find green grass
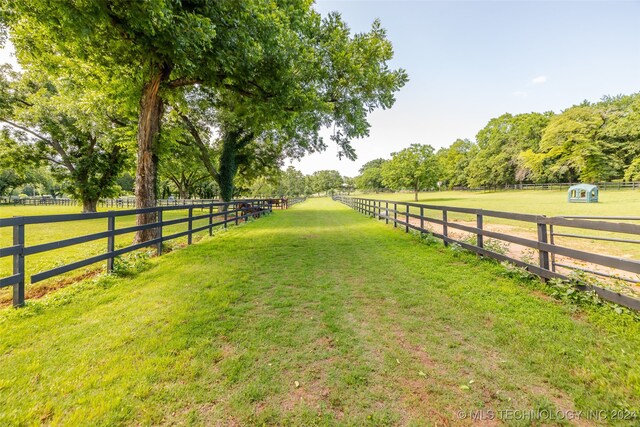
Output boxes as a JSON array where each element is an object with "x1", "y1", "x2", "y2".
[
  {"x1": 356, "y1": 189, "x2": 640, "y2": 261},
  {"x1": 0, "y1": 204, "x2": 242, "y2": 303},
  {"x1": 1, "y1": 198, "x2": 639, "y2": 425},
  {"x1": 357, "y1": 188, "x2": 640, "y2": 217}
]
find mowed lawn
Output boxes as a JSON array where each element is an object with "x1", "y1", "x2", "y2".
[
  {"x1": 1, "y1": 198, "x2": 639, "y2": 426},
  {"x1": 0, "y1": 204, "x2": 239, "y2": 304},
  {"x1": 357, "y1": 189, "x2": 640, "y2": 218},
  {"x1": 357, "y1": 189, "x2": 640, "y2": 261}
]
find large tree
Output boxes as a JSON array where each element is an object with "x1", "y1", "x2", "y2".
[
  {"x1": 521, "y1": 96, "x2": 640, "y2": 183},
  {"x1": 0, "y1": 67, "x2": 131, "y2": 212},
  {"x1": 381, "y1": 144, "x2": 440, "y2": 201},
  {"x1": 465, "y1": 112, "x2": 553, "y2": 188},
  {"x1": 0, "y1": 1, "x2": 310, "y2": 236},
  {"x1": 4, "y1": 2, "x2": 406, "y2": 239},
  {"x1": 172, "y1": 13, "x2": 407, "y2": 204}
]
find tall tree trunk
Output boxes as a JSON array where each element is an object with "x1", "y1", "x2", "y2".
[
  {"x1": 82, "y1": 199, "x2": 98, "y2": 213},
  {"x1": 179, "y1": 186, "x2": 188, "y2": 199},
  {"x1": 134, "y1": 66, "x2": 168, "y2": 243},
  {"x1": 217, "y1": 130, "x2": 240, "y2": 203}
]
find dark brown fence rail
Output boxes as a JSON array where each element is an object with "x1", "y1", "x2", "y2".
[
  {"x1": 452, "y1": 181, "x2": 640, "y2": 192},
  {"x1": 3, "y1": 196, "x2": 307, "y2": 208},
  {"x1": 333, "y1": 196, "x2": 640, "y2": 311},
  {"x1": 0, "y1": 198, "x2": 306, "y2": 307}
]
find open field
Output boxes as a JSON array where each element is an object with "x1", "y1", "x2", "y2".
[
  {"x1": 355, "y1": 189, "x2": 640, "y2": 218},
  {"x1": 1, "y1": 198, "x2": 639, "y2": 425},
  {"x1": 0, "y1": 204, "x2": 243, "y2": 305},
  {"x1": 355, "y1": 190, "x2": 640, "y2": 289}
]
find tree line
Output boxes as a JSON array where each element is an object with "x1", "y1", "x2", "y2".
[
  {"x1": 0, "y1": 1, "x2": 407, "y2": 242},
  {"x1": 355, "y1": 93, "x2": 640, "y2": 199}
]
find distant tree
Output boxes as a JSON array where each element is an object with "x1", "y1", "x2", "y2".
[
  {"x1": 381, "y1": 144, "x2": 440, "y2": 201},
  {"x1": 310, "y1": 170, "x2": 343, "y2": 195},
  {"x1": 624, "y1": 158, "x2": 640, "y2": 181},
  {"x1": 520, "y1": 95, "x2": 640, "y2": 184},
  {"x1": 278, "y1": 166, "x2": 306, "y2": 197},
  {"x1": 436, "y1": 139, "x2": 476, "y2": 188},
  {"x1": 359, "y1": 158, "x2": 387, "y2": 174},
  {"x1": 116, "y1": 173, "x2": 135, "y2": 194},
  {"x1": 158, "y1": 136, "x2": 209, "y2": 199},
  {"x1": 0, "y1": 168, "x2": 24, "y2": 198},
  {"x1": 341, "y1": 176, "x2": 355, "y2": 193},
  {"x1": 355, "y1": 158, "x2": 387, "y2": 192}
]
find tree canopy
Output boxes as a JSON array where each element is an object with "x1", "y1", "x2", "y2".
[
  {"x1": 381, "y1": 144, "x2": 440, "y2": 200},
  {"x1": 2, "y1": 0, "x2": 407, "y2": 238}
]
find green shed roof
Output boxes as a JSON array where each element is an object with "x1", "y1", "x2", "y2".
[{"x1": 568, "y1": 184, "x2": 598, "y2": 191}]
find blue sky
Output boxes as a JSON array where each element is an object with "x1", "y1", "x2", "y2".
[
  {"x1": 2, "y1": 2, "x2": 639, "y2": 177},
  {"x1": 293, "y1": 0, "x2": 640, "y2": 176}
]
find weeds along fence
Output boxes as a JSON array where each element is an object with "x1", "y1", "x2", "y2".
[
  {"x1": 0, "y1": 198, "x2": 305, "y2": 308},
  {"x1": 333, "y1": 196, "x2": 640, "y2": 311}
]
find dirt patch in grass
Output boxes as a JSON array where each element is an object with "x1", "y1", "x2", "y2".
[{"x1": 0, "y1": 268, "x2": 102, "y2": 308}]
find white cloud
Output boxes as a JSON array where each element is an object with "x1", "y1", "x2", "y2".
[
  {"x1": 512, "y1": 91, "x2": 528, "y2": 97},
  {"x1": 531, "y1": 75, "x2": 547, "y2": 84}
]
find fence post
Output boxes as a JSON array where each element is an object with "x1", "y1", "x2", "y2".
[
  {"x1": 12, "y1": 221, "x2": 25, "y2": 307},
  {"x1": 420, "y1": 206, "x2": 424, "y2": 231},
  {"x1": 187, "y1": 207, "x2": 193, "y2": 245},
  {"x1": 537, "y1": 217, "x2": 550, "y2": 278},
  {"x1": 157, "y1": 208, "x2": 163, "y2": 255},
  {"x1": 405, "y1": 204, "x2": 409, "y2": 233},
  {"x1": 235, "y1": 203, "x2": 239, "y2": 225},
  {"x1": 393, "y1": 203, "x2": 397, "y2": 228},
  {"x1": 385, "y1": 201, "x2": 389, "y2": 224},
  {"x1": 442, "y1": 209, "x2": 448, "y2": 246},
  {"x1": 549, "y1": 224, "x2": 556, "y2": 272},
  {"x1": 107, "y1": 213, "x2": 115, "y2": 272},
  {"x1": 476, "y1": 211, "x2": 483, "y2": 249},
  {"x1": 224, "y1": 207, "x2": 228, "y2": 229},
  {"x1": 209, "y1": 206, "x2": 213, "y2": 236}
]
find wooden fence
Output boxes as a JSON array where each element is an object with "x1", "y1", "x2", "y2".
[
  {"x1": 6, "y1": 197, "x2": 306, "y2": 209},
  {"x1": 452, "y1": 181, "x2": 640, "y2": 192},
  {"x1": 0, "y1": 198, "x2": 304, "y2": 307},
  {"x1": 333, "y1": 196, "x2": 640, "y2": 311}
]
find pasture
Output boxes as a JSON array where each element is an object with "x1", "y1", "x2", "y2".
[
  {"x1": 0, "y1": 204, "x2": 238, "y2": 305},
  {"x1": 357, "y1": 190, "x2": 640, "y2": 286},
  {"x1": 357, "y1": 189, "x2": 640, "y2": 219},
  {"x1": 1, "y1": 198, "x2": 639, "y2": 425}
]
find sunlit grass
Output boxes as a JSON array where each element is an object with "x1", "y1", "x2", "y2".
[
  {"x1": 354, "y1": 189, "x2": 640, "y2": 260},
  {"x1": 0, "y1": 198, "x2": 639, "y2": 425},
  {"x1": 0, "y1": 204, "x2": 244, "y2": 303}
]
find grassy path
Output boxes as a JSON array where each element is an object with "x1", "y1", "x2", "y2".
[{"x1": 1, "y1": 198, "x2": 639, "y2": 426}]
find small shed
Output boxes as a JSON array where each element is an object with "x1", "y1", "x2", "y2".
[{"x1": 568, "y1": 184, "x2": 598, "y2": 203}]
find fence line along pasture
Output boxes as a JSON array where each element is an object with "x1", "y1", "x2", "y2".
[
  {"x1": 333, "y1": 196, "x2": 640, "y2": 312},
  {"x1": 0, "y1": 198, "x2": 305, "y2": 308},
  {"x1": 452, "y1": 181, "x2": 640, "y2": 192},
  {"x1": 4, "y1": 196, "x2": 306, "y2": 209}
]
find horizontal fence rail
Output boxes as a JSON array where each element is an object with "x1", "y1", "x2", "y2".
[
  {"x1": 0, "y1": 198, "x2": 305, "y2": 307},
  {"x1": 452, "y1": 181, "x2": 640, "y2": 192},
  {"x1": 333, "y1": 196, "x2": 640, "y2": 312},
  {"x1": 3, "y1": 196, "x2": 307, "y2": 209}
]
